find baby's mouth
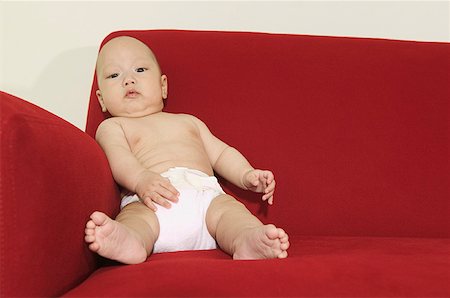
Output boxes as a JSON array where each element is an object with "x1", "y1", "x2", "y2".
[{"x1": 125, "y1": 90, "x2": 140, "y2": 98}]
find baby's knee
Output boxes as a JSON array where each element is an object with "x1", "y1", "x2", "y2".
[
  {"x1": 209, "y1": 194, "x2": 245, "y2": 213},
  {"x1": 118, "y1": 202, "x2": 160, "y2": 234},
  {"x1": 206, "y1": 195, "x2": 245, "y2": 227}
]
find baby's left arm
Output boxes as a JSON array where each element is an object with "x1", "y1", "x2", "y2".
[{"x1": 190, "y1": 115, "x2": 276, "y2": 204}]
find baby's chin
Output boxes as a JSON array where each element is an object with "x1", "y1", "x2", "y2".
[{"x1": 112, "y1": 106, "x2": 164, "y2": 118}]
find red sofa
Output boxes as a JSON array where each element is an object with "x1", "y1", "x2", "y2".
[{"x1": 1, "y1": 30, "x2": 449, "y2": 297}]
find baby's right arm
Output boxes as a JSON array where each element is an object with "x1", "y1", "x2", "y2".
[{"x1": 96, "y1": 120, "x2": 179, "y2": 211}]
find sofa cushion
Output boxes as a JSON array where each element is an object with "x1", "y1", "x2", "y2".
[
  {"x1": 87, "y1": 30, "x2": 449, "y2": 239},
  {"x1": 0, "y1": 91, "x2": 120, "y2": 297},
  {"x1": 64, "y1": 236, "x2": 450, "y2": 297}
]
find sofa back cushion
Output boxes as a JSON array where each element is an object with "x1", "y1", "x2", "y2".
[{"x1": 86, "y1": 30, "x2": 449, "y2": 238}]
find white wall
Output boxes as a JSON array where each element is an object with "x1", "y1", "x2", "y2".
[{"x1": 1, "y1": 1, "x2": 449, "y2": 130}]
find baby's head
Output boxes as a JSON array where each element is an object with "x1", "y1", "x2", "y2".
[{"x1": 95, "y1": 36, "x2": 168, "y2": 117}]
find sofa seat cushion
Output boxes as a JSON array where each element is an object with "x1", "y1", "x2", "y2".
[{"x1": 64, "y1": 236, "x2": 450, "y2": 297}]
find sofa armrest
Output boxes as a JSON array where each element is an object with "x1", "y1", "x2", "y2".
[{"x1": 0, "y1": 91, "x2": 120, "y2": 297}]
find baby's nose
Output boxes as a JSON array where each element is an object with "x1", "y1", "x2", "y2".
[
  {"x1": 124, "y1": 78, "x2": 135, "y2": 86},
  {"x1": 123, "y1": 73, "x2": 136, "y2": 86}
]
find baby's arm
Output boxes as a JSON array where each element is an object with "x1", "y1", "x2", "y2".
[
  {"x1": 96, "y1": 119, "x2": 179, "y2": 211},
  {"x1": 191, "y1": 116, "x2": 276, "y2": 204}
]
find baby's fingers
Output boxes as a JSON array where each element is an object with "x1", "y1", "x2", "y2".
[
  {"x1": 142, "y1": 196, "x2": 158, "y2": 212},
  {"x1": 161, "y1": 179, "x2": 180, "y2": 200},
  {"x1": 246, "y1": 172, "x2": 260, "y2": 187},
  {"x1": 159, "y1": 186, "x2": 180, "y2": 203},
  {"x1": 262, "y1": 179, "x2": 275, "y2": 205},
  {"x1": 265, "y1": 179, "x2": 276, "y2": 192},
  {"x1": 263, "y1": 171, "x2": 275, "y2": 183},
  {"x1": 262, "y1": 191, "x2": 274, "y2": 205},
  {"x1": 143, "y1": 192, "x2": 172, "y2": 210}
]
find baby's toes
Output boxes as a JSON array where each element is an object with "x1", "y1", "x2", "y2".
[
  {"x1": 85, "y1": 219, "x2": 96, "y2": 229},
  {"x1": 265, "y1": 224, "x2": 280, "y2": 239},
  {"x1": 85, "y1": 225, "x2": 95, "y2": 236},
  {"x1": 85, "y1": 234, "x2": 95, "y2": 243},
  {"x1": 277, "y1": 228, "x2": 287, "y2": 238},
  {"x1": 278, "y1": 250, "x2": 288, "y2": 259},
  {"x1": 278, "y1": 230, "x2": 289, "y2": 243},
  {"x1": 275, "y1": 228, "x2": 289, "y2": 251},
  {"x1": 89, "y1": 242, "x2": 100, "y2": 252},
  {"x1": 280, "y1": 234, "x2": 289, "y2": 243},
  {"x1": 280, "y1": 241, "x2": 290, "y2": 251}
]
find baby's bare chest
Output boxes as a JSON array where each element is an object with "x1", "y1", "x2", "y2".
[{"x1": 121, "y1": 116, "x2": 201, "y2": 151}]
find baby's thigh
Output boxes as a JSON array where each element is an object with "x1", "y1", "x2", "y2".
[
  {"x1": 117, "y1": 202, "x2": 160, "y2": 236},
  {"x1": 206, "y1": 194, "x2": 246, "y2": 231}
]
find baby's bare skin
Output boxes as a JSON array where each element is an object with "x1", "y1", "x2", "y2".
[
  {"x1": 101, "y1": 112, "x2": 216, "y2": 176},
  {"x1": 84, "y1": 36, "x2": 290, "y2": 263}
]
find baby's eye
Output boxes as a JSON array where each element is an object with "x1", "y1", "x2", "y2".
[
  {"x1": 107, "y1": 73, "x2": 119, "y2": 79},
  {"x1": 136, "y1": 67, "x2": 147, "y2": 73}
]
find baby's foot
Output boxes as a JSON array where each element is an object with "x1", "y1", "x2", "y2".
[
  {"x1": 232, "y1": 224, "x2": 290, "y2": 260},
  {"x1": 84, "y1": 211, "x2": 147, "y2": 264}
]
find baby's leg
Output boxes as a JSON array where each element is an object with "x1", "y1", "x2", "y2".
[
  {"x1": 206, "y1": 195, "x2": 289, "y2": 260},
  {"x1": 84, "y1": 202, "x2": 159, "y2": 264}
]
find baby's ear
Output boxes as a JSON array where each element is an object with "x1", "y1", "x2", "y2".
[
  {"x1": 96, "y1": 90, "x2": 108, "y2": 112},
  {"x1": 161, "y1": 75, "x2": 168, "y2": 99}
]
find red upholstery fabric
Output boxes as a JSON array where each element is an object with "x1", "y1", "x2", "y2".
[
  {"x1": 1, "y1": 30, "x2": 449, "y2": 297},
  {"x1": 87, "y1": 30, "x2": 449, "y2": 238},
  {"x1": 0, "y1": 91, "x2": 120, "y2": 297},
  {"x1": 66, "y1": 237, "x2": 450, "y2": 297}
]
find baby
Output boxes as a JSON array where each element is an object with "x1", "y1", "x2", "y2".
[{"x1": 84, "y1": 36, "x2": 290, "y2": 264}]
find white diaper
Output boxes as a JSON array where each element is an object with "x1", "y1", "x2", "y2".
[{"x1": 120, "y1": 167, "x2": 224, "y2": 254}]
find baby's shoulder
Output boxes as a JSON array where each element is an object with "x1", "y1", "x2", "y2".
[
  {"x1": 172, "y1": 113, "x2": 204, "y2": 124},
  {"x1": 97, "y1": 117, "x2": 124, "y2": 131},
  {"x1": 163, "y1": 112, "x2": 200, "y2": 126},
  {"x1": 95, "y1": 117, "x2": 126, "y2": 142}
]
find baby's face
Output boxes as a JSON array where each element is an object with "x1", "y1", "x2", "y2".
[{"x1": 96, "y1": 36, "x2": 167, "y2": 117}]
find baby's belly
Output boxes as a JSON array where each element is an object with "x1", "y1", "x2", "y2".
[
  {"x1": 133, "y1": 140, "x2": 213, "y2": 176},
  {"x1": 145, "y1": 159, "x2": 214, "y2": 176}
]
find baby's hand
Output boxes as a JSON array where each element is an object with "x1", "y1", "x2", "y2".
[
  {"x1": 243, "y1": 169, "x2": 276, "y2": 205},
  {"x1": 135, "y1": 170, "x2": 179, "y2": 211}
]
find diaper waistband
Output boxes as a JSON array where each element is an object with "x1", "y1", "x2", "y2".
[
  {"x1": 161, "y1": 167, "x2": 223, "y2": 193},
  {"x1": 120, "y1": 167, "x2": 224, "y2": 209}
]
